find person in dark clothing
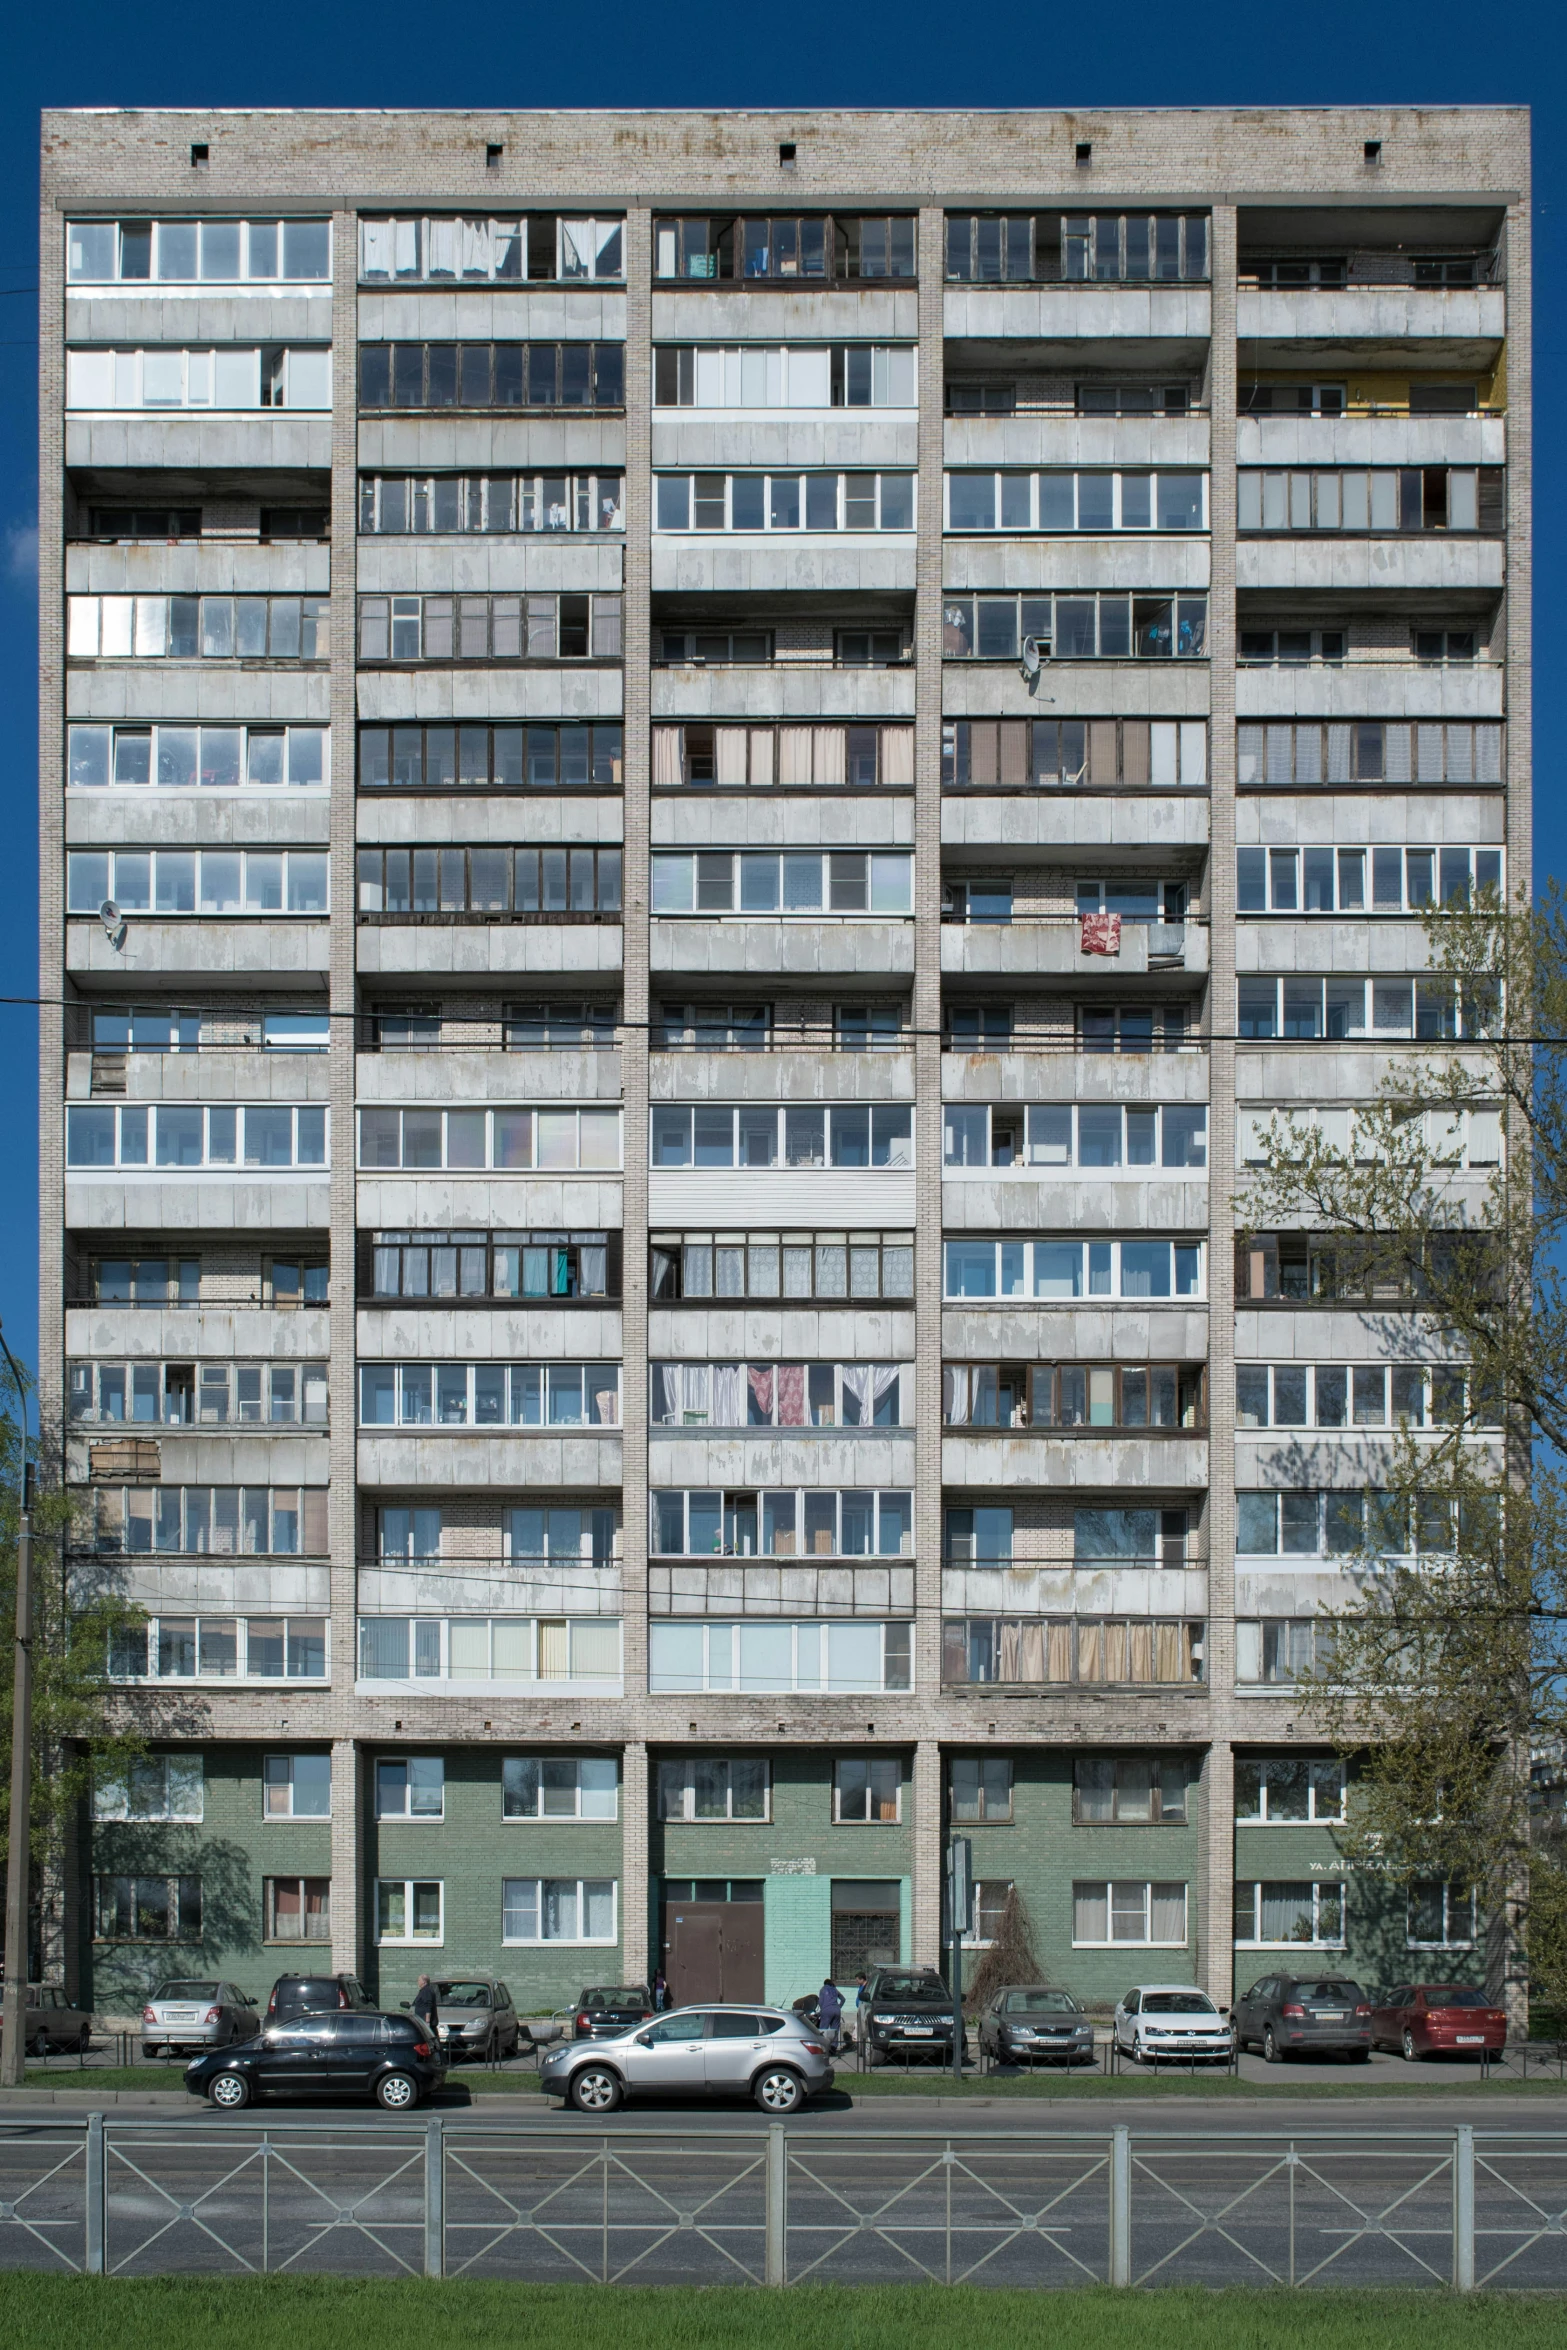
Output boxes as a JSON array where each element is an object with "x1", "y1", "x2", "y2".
[
  {"x1": 817, "y1": 1977, "x2": 845, "y2": 2052},
  {"x1": 410, "y1": 1974, "x2": 439, "y2": 2033}
]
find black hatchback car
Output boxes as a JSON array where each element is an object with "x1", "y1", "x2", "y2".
[
  {"x1": 186, "y1": 2011, "x2": 445, "y2": 2109},
  {"x1": 1233, "y1": 1971, "x2": 1373, "y2": 2062},
  {"x1": 266, "y1": 1972, "x2": 375, "y2": 2022}
]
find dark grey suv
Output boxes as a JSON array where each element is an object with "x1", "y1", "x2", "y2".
[
  {"x1": 1233, "y1": 1972, "x2": 1373, "y2": 2062},
  {"x1": 858, "y1": 1967, "x2": 965, "y2": 2064}
]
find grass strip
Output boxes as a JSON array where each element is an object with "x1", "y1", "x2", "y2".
[{"x1": 2, "y1": 2276, "x2": 1566, "y2": 2350}]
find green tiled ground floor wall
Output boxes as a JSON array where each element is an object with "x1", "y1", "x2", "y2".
[{"x1": 79, "y1": 1743, "x2": 1485, "y2": 2018}]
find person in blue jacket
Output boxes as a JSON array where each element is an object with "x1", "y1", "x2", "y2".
[{"x1": 817, "y1": 1976, "x2": 845, "y2": 2052}]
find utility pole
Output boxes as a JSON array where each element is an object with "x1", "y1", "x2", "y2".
[{"x1": 0, "y1": 1326, "x2": 33, "y2": 2088}]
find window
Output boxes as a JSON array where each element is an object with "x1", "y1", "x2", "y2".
[
  {"x1": 950, "y1": 1757, "x2": 1012, "y2": 1823},
  {"x1": 92, "y1": 1486, "x2": 327, "y2": 1559},
  {"x1": 1408, "y1": 1880, "x2": 1476, "y2": 1947},
  {"x1": 375, "y1": 1758, "x2": 445, "y2": 1820},
  {"x1": 656, "y1": 1003, "x2": 774, "y2": 1051},
  {"x1": 1238, "y1": 844, "x2": 1502, "y2": 914},
  {"x1": 1237, "y1": 1102, "x2": 1501, "y2": 1171},
  {"x1": 651, "y1": 1489, "x2": 912, "y2": 1560},
  {"x1": 1077, "y1": 383, "x2": 1192, "y2": 416},
  {"x1": 68, "y1": 723, "x2": 327, "y2": 791},
  {"x1": 70, "y1": 1359, "x2": 326, "y2": 1430},
  {"x1": 945, "y1": 1620, "x2": 1201, "y2": 1687},
  {"x1": 68, "y1": 848, "x2": 327, "y2": 917},
  {"x1": 648, "y1": 1620, "x2": 912, "y2": 1694},
  {"x1": 1072, "y1": 1882, "x2": 1189, "y2": 1945},
  {"x1": 649, "y1": 1103, "x2": 911, "y2": 1171},
  {"x1": 500, "y1": 1003, "x2": 620, "y2": 1048},
  {"x1": 1239, "y1": 628, "x2": 1347, "y2": 666},
  {"x1": 263, "y1": 1754, "x2": 331, "y2": 1820},
  {"x1": 84, "y1": 506, "x2": 203, "y2": 543},
  {"x1": 945, "y1": 470, "x2": 1207, "y2": 533},
  {"x1": 357, "y1": 722, "x2": 623, "y2": 792},
  {"x1": 76, "y1": 1006, "x2": 325, "y2": 1057},
  {"x1": 1235, "y1": 1759, "x2": 1346, "y2": 1824},
  {"x1": 1073, "y1": 1757, "x2": 1187, "y2": 1824},
  {"x1": 358, "y1": 1618, "x2": 622, "y2": 1686},
  {"x1": 1234, "y1": 1882, "x2": 1346, "y2": 1946},
  {"x1": 502, "y1": 1879, "x2": 616, "y2": 1944},
  {"x1": 376, "y1": 1880, "x2": 444, "y2": 1944},
  {"x1": 265, "y1": 1878, "x2": 331, "y2": 1941},
  {"x1": 68, "y1": 595, "x2": 327, "y2": 662},
  {"x1": 358, "y1": 1362, "x2": 620, "y2": 1429},
  {"x1": 945, "y1": 1362, "x2": 1206, "y2": 1432},
  {"x1": 1240, "y1": 256, "x2": 1347, "y2": 288},
  {"x1": 650, "y1": 1362, "x2": 907, "y2": 1429},
  {"x1": 945, "y1": 211, "x2": 1208, "y2": 284},
  {"x1": 963, "y1": 1881, "x2": 1015, "y2": 1948},
  {"x1": 653, "y1": 215, "x2": 915, "y2": 282},
  {"x1": 654, "y1": 345, "x2": 916, "y2": 407},
  {"x1": 92, "y1": 1753, "x2": 204, "y2": 1822},
  {"x1": 1416, "y1": 629, "x2": 1480, "y2": 665},
  {"x1": 356, "y1": 1106, "x2": 621, "y2": 1172},
  {"x1": 835, "y1": 1758, "x2": 901, "y2": 1822},
  {"x1": 1077, "y1": 1004, "x2": 1194, "y2": 1054},
  {"x1": 662, "y1": 851, "x2": 914, "y2": 918},
  {"x1": 942, "y1": 593, "x2": 1207, "y2": 660},
  {"x1": 66, "y1": 346, "x2": 330, "y2": 410},
  {"x1": 360, "y1": 215, "x2": 623, "y2": 283},
  {"x1": 367, "y1": 1231, "x2": 618, "y2": 1305},
  {"x1": 86, "y1": 1255, "x2": 201, "y2": 1308},
  {"x1": 657, "y1": 1759, "x2": 770, "y2": 1822},
  {"x1": 652, "y1": 1229, "x2": 913, "y2": 1304},
  {"x1": 657, "y1": 627, "x2": 774, "y2": 666},
  {"x1": 69, "y1": 218, "x2": 329, "y2": 283},
  {"x1": 358, "y1": 341, "x2": 623, "y2": 411},
  {"x1": 374, "y1": 1506, "x2": 621, "y2": 1570},
  {"x1": 502, "y1": 1757, "x2": 618, "y2": 1820},
  {"x1": 943, "y1": 717, "x2": 1207, "y2": 790},
  {"x1": 1236, "y1": 1364, "x2": 1492, "y2": 1433},
  {"x1": 93, "y1": 1876, "x2": 204, "y2": 1941},
  {"x1": 67, "y1": 1105, "x2": 327, "y2": 1172},
  {"x1": 831, "y1": 1884, "x2": 902, "y2": 1978},
  {"x1": 943, "y1": 1237, "x2": 1205, "y2": 1303},
  {"x1": 653, "y1": 722, "x2": 913, "y2": 789},
  {"x1": 1236, "y1": 978, "x2": 1494, "y2": 1045},
  {"x1": 1238, "y1": 468, "x2": 1503, "y2": 534},
  {"x1": 266, "y1": 1257, "x2": 330, "y2": 1307},
  {"x1": 943, "y1": 1102, "x2": 1205, "y2": 1171},
  {"x1": 1236, "y1": 1620, "x2": 1338, "y2": 1685},
  {"x1": 1237, "y1": 382, "x2": 1346, "y2": 415},
  {"x1": 358, "y1": 472, "x2": 623, "y2": 534},
  {"x1": 357, "y1": 592, "x2": 620, "y2": 664},
  {"x1": 106, "y1": 1617, "x2": 325, "y2": 1683},
  {"x1": 1238, "y1": 722, "x2": 1503, "y2": 787},
  {"x1": 654, "y1": 473, "x2": 915, "y2": 532}
]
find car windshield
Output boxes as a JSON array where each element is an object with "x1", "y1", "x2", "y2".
[
  {"x1": 1143, "y1": 1992, "x2": 1216, "y2": 2015},
  {"x1": 1004, "y1": 1990, "x2": 1079, "y2": 2015},
  {"x1": 1297, "y1": 1981, "x2": 1361, "y2": 2001},
  {"x1": 436, "y1": 1982, "x2": 492, "y2": 2007},
  {"x1": 1427, "y1": 1988, "x2": 1491, "y2": 2009},
  {"x1": 584, "y1": 1987, "x2": 650, "y2": 2006},
  {"x1": 876, "y1": 1973, "x2": 950, "y2": 1999},
  {"x1": 157, "y1": 1981, "x2": 222, "y2": 2000}
]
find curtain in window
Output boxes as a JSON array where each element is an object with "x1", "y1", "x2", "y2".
[
  {"x1": 1077, "y1": 1621, "x2": 1105, "y2": 1681},
  {"x1": 461, "y1": 219, "x2": 493, "y2": 276},
  {"x1": 393, "y1": 220, "x2": 420, "y2": 276},
  {"x1": 650, "y1": 1366, "x2": 679, "y2": 1423},
  {"x1": 841, "y1": 1365, "x2": 873, "y2": 1422},
  {"x1": 881, "y1": 725, "x2": 914, "y2": 785},
  {"x1": 681, "y1": 1364, "x2": 711, "y2": 1423},
  {"x1": 362, "y1": 222, "x2": 395, "y2": 277},
  {"x1": 1017, "y1": 1619, "x2": 1046, "y2": 1681},
  {"x1": 872, "y1": 1365, "x2": 901, "y2": 1414},
  {"x1": 1148, "y1": 1883, "x2": 1187, "y2": 1942},
  {"x1": 813, "y1": 727, "x2": 847, "y2": 786},
  {"x1": 1155, "y1": 1621, "x2": 1190, "y2": 1681},
  {"x1": 1259, "y1": 1882, "x2": 1313, "y2": 1942},
  {"x1": 748, "y1": 1366, "x2": 775, "y2": 1421},
  {"x1": 1126, "y1": 1620, "x2": 1155, "y2": 1681},
  {"x1": 777, "y1": 1363, "x2": 806, "y2": 1425},
  {"x1": 590, "y1": 1378, "x2": 619, "y2": 1427},
  {"x1": 712, "y1": 1363, "x2": 745, "y2": 1425},
  {"x1": 999, "y1": 720, "x2": 1030, "y2": 787},
  {"x1": 943, "y1": 1366, "x2": 971, "y2": 1425},
  {"x1": 715, "y1": 727, "x2": 749, "y2": 785},
  {"x1": 653, "y1": 728, "x2": 683, "y2": 787},
  {"x1": 749, "y1": 729, "x2": 775, "y2": 787},
  {"x1": 998, "y1": 1619, "x2": 1022, "y2": 1680},
  {"x1": 778, "y1": 728, "x2": 814, "y2": 786},
  {"x1": 538, "y1": 1620, "x2": 570, "y2": 1677},
  {"x1": 1047, "y1": 1620, "x2": 1074, "y2": 1681}
]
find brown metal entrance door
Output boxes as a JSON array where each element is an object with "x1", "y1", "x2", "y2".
[{"x1": 663, "y1": 1902, "x2": 765, "y2": 2004}]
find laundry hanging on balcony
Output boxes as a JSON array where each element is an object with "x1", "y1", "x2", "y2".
[{"x1": 1081, "y1": 909, "x2": 1122, "y2": 955}]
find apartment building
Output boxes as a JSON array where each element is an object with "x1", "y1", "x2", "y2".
[{"x1": 38, "y1": 106, "x2": 1528, "y2": 2020}]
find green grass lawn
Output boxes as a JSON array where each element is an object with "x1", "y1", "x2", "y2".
[{"x1": 2, "y1": 2277, "x2": 1565, "y2": 2350}]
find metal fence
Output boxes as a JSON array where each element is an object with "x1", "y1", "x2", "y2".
[{"x1": 5, "y1": 2118, "x2": 1567, "y2": 2289}]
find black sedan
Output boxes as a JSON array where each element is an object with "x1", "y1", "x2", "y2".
[
  {"x1": 978, "y1": 1985, "x2": 1097, "y2": 2067},
  {"x1": 186, "y1": 2012, "x2": 446, "y2": 2109},
  {"x1": 569, "y1": 1984, "x2": 654, "y2": 2038}
]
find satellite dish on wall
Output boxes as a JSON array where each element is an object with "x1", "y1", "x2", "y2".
[{"x1": 99, "y1": 898, "x2": 127, "y2": 948}]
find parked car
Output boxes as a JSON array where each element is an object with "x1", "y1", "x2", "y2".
[
  {"x1": 266, "y1": 1972, "x2": 374, "y2": 2022},
  {"x1": 1232, "y1": 1972, "x2": 1373, "y2": 2064},
  {"x1": 0, "y1": 1984, "x2": 93, "y2": 2056},
  {"x1": 1114, "y1": 1985, "x2": 1235, "y2": 2065},
  {"x1": 977, "y1": 1985, "x2": 1096, "y2": 2068},
  {"x1": 539, "y1": 2001, "x2": 833, "y2": 2114},
  {"x1": 186, "y1": 2011, "x2": 445, "y2": 2109},
  {"x1": 429, "y1": 1976, "x2": 523, "y2": 2061},
  {"x1": 857, "y1": 1966, "x2": 966, "y2": 2065},
  {"x1": 141, "y1": 1978, "x2": 260, "y2": 2060},
  {"x1": 568, "y1": 1984, "x2": 654, "y2": 2040},
  {"x1": 1372, "y1": 1983, "x2": 1507, "y2": 2060}
]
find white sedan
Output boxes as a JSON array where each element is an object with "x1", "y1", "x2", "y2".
[{"x1": 1114, "y1": 1985, "x2": 1234, "y2": 2065}]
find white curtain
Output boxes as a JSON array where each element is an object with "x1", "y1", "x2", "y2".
[
  {"x1": 715, "y1": 727, "x2": 749, "y2": 786},
  {"x1": 461, "y1": 218, "x2": 493, "y2": 276},
  {"x1": 881, "y1": 725, "x2": 914, "y2": 785},
  {"x1": 362, "y1": 220, "x2": 395, "y2": 277},
  {"x1": 712, "y1": 1363, "x2": 745, "y2": 1426},
  {"x1": 841, "y1": 1365, "x2": 873, "y2": 1423},
  {"x1": 943, "y1": 1367, "x2": 971, "y2": 1426},
  {"x1": 778, "y1": 727, "x2": 814, "y2": 786},
  {"x1": 872, "y1": 1365, "x2": 902, "y2": 1417},
  {"x1": 682, "y1": 1365, "x2": 711, "y2": 1423},
  {"x1": 653, "y1": 728, "x2": 683, "y2": 788},
  {"x1": 426, "y1": 218, "x2": 460, "y2": 277},
  {"x1": 813, "y1": 728, "x2": 846, "y2": 786}
]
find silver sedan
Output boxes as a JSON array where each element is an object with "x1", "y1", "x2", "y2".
[
  {"x1": 142, "y1": 1978, "x2": 260, "y2": 2058},
  {"x1": 540, "y1": 2002, "x2": 834, "y2": 2114}
]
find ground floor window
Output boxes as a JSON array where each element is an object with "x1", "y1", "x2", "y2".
[
  {"x1": 1233, "y1": 1880, "x2": 1345, "y2": 1947},
  {"x1": 265, "y1": 1877, "x2": 331, "y2": 1941},
  {"x1": 1073, "y1": 1881, "x2": 1187, "y2": 1946},
  {"x1": 831, "y1": 1879, "x2": 900, "y2": 1978},
  {"x1": 376, "y1": 1878, "x2": 443, "y2": 1944},
  {"x1": 502, "y1": 1878, "x2": 617, "y2": 1945},
  {"x1": 94, "y1": 1874, "x2": 202, "y2": 1941},
  {"x1": 961, "y1": 1879, "x2": 1015, "y2": 1949},
  {"x1": 1407, "y1": 1879, "x2": 1476, "y2": 1948}
]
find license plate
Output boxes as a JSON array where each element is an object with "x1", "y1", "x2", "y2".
[
  {"x1": 1313, "y1": 2012, "x2": 1345, "y2": 2021},
  {"x1": 1456, "y1": 2034, "x2": 1484, "y2": 2044},
  {"x1": 903, "y1": 2027, "x2": 934, "y2": 2037},
  {"x1": 166, "y1": 2010, "x2": 198, "y2": 2021}
]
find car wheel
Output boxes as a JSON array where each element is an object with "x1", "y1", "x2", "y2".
[
  {"x1": 754, "y1": 2066, "x2": 804, "y2": 2114},
  {"x1": 1263, "y1": 2027, "x2": 1281, "y2": 2065},
  {"x1": 570, "y1": 2066, "x2": 622, "y2": 2114},
  {"x1": 376, "y1": 2071, "x2": 420, "y2": 2111},
  {"x1": 141, "y1": 2044, "x2": 158, "y2": 2063},
  {"x1": 209, "y1": 2071, "x2": 250, "y2": 2109},
  {"x1": 1402, "y1": 2028, "x2": 1419, "y2": 2063}
]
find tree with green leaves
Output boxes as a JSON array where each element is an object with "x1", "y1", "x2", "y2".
[
  {"x1": 1241, "y1": 884, "x2": 1567, "y2": 2023},
  {"x1": 0, "y1": 1352, "x2": 145, "y2": 1984}
]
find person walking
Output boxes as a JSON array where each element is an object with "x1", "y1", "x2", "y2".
[
  {"x1": 817, "y1": 1975, "x2": 844, "y2": 2053},
  {"x1": 410, "y1": 1973, "x2": 439, "y2": 2039}
]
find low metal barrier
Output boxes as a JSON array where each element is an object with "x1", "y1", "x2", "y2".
[{"x1": 2, "y1": 2117, "x2": 1567, "y2": 2289}]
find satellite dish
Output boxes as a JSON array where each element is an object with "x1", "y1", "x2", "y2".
[
  {"x1": 99, "y1": 898, "x2": 126, "y2": 947},
  {"x1": 1020, "y1": 636, "x2": 1046, "y2": 681}
]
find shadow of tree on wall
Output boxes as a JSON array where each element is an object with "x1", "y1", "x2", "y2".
[{"x1": 87, "y1": 1824, "x2": 262, "y2": 2011}]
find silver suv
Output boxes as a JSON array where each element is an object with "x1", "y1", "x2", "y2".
[{"x1": 540, "y1": 2001, "x2": 834, "y2": 2114}]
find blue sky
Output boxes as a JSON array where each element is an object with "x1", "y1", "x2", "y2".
[{"x1": 0, "y1": 2, "x2": 1557, "y2": 1369}]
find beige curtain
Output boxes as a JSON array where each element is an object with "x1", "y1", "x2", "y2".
[
  {"x1": 715, "y1": 726, "x2": 749, "y2": 786},
  {"x1": 968, "y1": 719, "x2": 998, "y2": 787},
  {"x1": 1155, "y1": 1621, "x2": 1191, "y2": 1681},
  {"x1": 1018, "y1": 1620, "x2": 1046, "y2": 1682},
  {"x1": 653, "y1": 727, "x2": 683, "y2": 787},
  {"x1": 814, "y1": 727, "x2": 847, "y2": 786},
  {"x1": 999, "y1": 720, "x2": 1030, "y2": 786},
  {"x1": 538, "y1": 1619, "x2": 570, "y2": 1678},
  {"x1": 1126, "y1": 1620, "x2": 1154, "y2": 1682},
  {"x1": 1121, "y1": 719, "x2": 1150, "y2": 785},
  {"x1": 778, "y1": 727, "x2": 814, "y2": 786},
  {"x1": 749, "y1": 729, "x2": 775, "y2": 787},
  {"x1": 881, "y1": 725, "x2": 914, "y2": 784},
  {"x1": 998, "y1": 1620, "x2": 1022, "y2": 1680},
  {"x1": 1077, "y1": 1621, "x2": 1105, "y2": 1682},
  {"x1": 1047, "y1": 1620, "x2": 1074, "y2": 1681}
]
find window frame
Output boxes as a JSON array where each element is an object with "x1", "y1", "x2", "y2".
[
  {"x1": 833, "y1": 1755, "x2": 903, "y2": 1824},
  {"x1": 374, "y1": 1877, "x2": 446, "y2": 1946},
  {"x1": 262, "y1": 1752, "x2": 332, "y2": 1821},
  {"x1": 500, "y1": 1877, "x2": 619, "y2": 1947},
  {"x1": 263, "y1": 1875, "x2": 333, "y2": 1943},
  {"x1": 501, "y1": 1755, "x2": 619, "y2": 1822},
  {"x1": 1071, "y1": 1879, "x2": 1190, "y2": 1947},
  {"x1": 1233, "y1": 1879, "x2": 1348, "y2": 1949},
  {"x1": 656, "y1": 1757, "x2": 773, "y2": 1824}
]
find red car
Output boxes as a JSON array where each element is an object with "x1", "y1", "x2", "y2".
[{"x1": 1372, "y1": 1983, "x2": 1506, "y2": 2059}]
